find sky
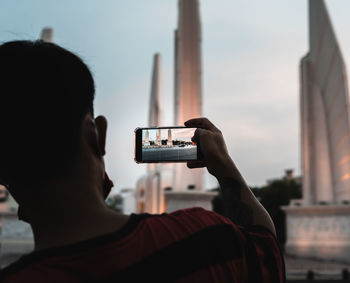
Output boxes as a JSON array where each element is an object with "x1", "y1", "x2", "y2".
[
  {"x1": 1, "y1": 0, "x2": 350, "y2": 191},
  {"x1": 142, "y1": 128, "x2": 195, "y2": 142}
]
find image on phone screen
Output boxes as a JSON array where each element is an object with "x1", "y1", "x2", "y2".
[{"x1": 141, "y1": 128, "x2": 197, "y2": 161}]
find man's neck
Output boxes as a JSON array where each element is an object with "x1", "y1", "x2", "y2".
[
  {"x1": 32, "y1": 206, "x2": 129, "y2": 251},
  {"x1": 25, "y1": 182, "x2": 130, "y2": 251}
]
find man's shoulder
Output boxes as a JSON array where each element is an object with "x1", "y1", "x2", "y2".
[
  {"x1": 145, "y1": 207, "x2": 237, "y2": 235},
  {"x1": 155, "y1": 206, "x2": 234, "y2": 225},
  {"x1": 157, "y1": 208, "x2": 285, "y2": 282},
  {"x1": 0, "y1": 208, "x2": 241, "y2": 282},
  {"x1": 0, "y1": 256, "x2": 45, "y2": 283},
  {"x1": 137, "y1": 207, "x2": 246, "y2": 254},
  {"x1": 0, "y1": 209, "x2": 284, "y2": 282}
]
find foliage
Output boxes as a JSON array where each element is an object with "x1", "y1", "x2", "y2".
[
  {"x1": 211, "y1": 178, "x2": 302, "y2": 248},
  {"x1": 106, "y1": 194, "x2": 123, "y2": 213},
  {"x1": 252, "y1": 179, "x2": 301, "y2": 247}
]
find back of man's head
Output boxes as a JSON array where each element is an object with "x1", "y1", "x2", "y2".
[{"x1": 0, "y1": 40, "x2": 95, "y2": 191}]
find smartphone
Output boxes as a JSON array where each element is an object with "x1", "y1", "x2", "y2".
[{"x1": 134, "y1": 126, "x2": 202, "y2": 163}]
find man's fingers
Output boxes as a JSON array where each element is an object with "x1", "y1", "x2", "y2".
[
  {"x1": 185, "y1": 117, "x2": 220, "y2": 132},
  {"x1": 187, "y1": 160, "x2": 206, "y2": 169},
  {"x1": 191, "y1": 128, "x2": 202, "y2": 143}
]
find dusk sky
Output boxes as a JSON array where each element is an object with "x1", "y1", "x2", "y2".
[
  {"x1": 142, "y1": 128, "x2": 195, "y2": 142},
  {"x1": 1, "y1": 1, "x2": 350, "y2": 191}
]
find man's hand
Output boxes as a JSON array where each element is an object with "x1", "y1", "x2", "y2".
[
  {"x1": 185, "y1": 117, "x2": 276, "y2": 234},
  {"x1": 185, "y1": 118, "x2": 245, "y2": 184}
]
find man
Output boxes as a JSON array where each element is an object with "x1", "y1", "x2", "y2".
[{"x1": 0, "y1": 41, "x2": 284, "y2": 282}]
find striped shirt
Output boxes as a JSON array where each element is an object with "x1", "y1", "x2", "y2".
[{"x1": 0, "y1": 207, "x2": 285, "y2": 282}]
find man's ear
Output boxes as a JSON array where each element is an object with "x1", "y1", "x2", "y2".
[
  {"x1": 94, "y1": 116, "x2": 107, "y2": 156},
  {"x1": 83, "y1": 114, "x2": 107, "y2": 157}
]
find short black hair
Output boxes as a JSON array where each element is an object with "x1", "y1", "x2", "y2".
[{"x1": 0, "y1": 40, "x2": 95, "y2": 188}]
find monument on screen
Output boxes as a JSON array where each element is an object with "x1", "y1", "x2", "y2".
[
  {"x1": 167, "y1": 129, "x2": 172, "y2": 146},
  {"x1": 136, "y1": 0, "x2": 216, "y2": 214},
  {"x1": 143, "y1": 130, "x2": 150, "y2": 146},
  {"x1": 282, "y1": 0, "x2": 350, "y2": 263}
]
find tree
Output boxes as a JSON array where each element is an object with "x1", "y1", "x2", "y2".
[
  {"x1": 106, "y1": 194, "x2": 123, "y2": 213},
  {"x1": 252, "y1": 179, "x2": 301, "y2": 247},
  {"x1": 211, "y1": 178, "x2": 301, "y2": 248}
]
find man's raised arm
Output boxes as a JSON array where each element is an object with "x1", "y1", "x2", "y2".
[{"x1": 185, "y1": 118, "x2": 276, "y2": 235}]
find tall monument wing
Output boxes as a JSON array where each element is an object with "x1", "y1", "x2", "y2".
[
  {"x1": 149, "y1": 54, "x2": 162, "y2": 127},
  {"x1": 135, "y1": 53, "x2": 165, "y2": 214},
  {"x1": 40, "y1": 28, "x2": 54, "y2": 43},
  {"x1": 174, "y1": 0, "x2": 202, "y2": 125},
  {"x1": 174, "y1": 0, "x2": 203, "y2": 191},
  {"x1": 283, "y1": 0, "x2": 350, "y2": 263},
  {"x1": 147, "y1": 54, "x2": 162, "y2": 173},
  {"x1": 302, "y1": 0, "x2": 350, "y2": 203},
  {"x1": 137, "y1": 0, "x2": 215, "y2": 214}
]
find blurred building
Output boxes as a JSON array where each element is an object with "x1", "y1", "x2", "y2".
[
  {"x1": 0, "y1": 186, "x2": 34, "y2": 268},
  {"x1": 119, "y1": 189, "x2": 136, "y2": 214},
  {"x1": 108, "y1": 188, "x2": 136, "y2": 214},
  {"x1": 283, "y1": 0, "x2": 350, "y2": 263}
]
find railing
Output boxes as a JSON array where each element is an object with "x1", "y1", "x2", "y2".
[{"x1": 287, "y1": 269, "x2": 350, "y2": 282}]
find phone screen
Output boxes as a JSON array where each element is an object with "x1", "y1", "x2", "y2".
[{"x1": 135, "y1": 127, "x2": 198, "y2": 162}]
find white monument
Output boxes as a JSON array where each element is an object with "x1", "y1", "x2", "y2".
[
  {"x1": 173, "y1": 0, "x2": 203, "y2": 192},
  {"x1": 136, "y1": 0, "x2": 216, "y2": 214},
  {"x1": 283, "y1": 0, "x2": 350, "y2": 263},
  {"x1": 166, "y1": 0, "x2": 215, "y2": 212},
  {"x1": 40, "y1": 28, "x2": 54, "y2": 43},
  {"x1": 136, "y1": 54, "x2": 172, "y2": 214}
]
